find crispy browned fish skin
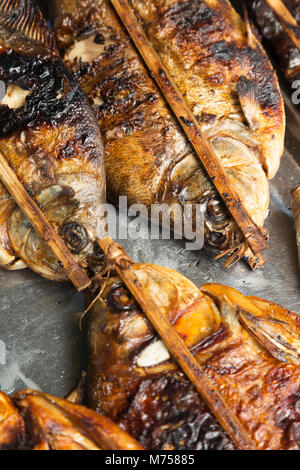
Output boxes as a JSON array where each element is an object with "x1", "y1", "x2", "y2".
[
  {"x1": 86, "y1": 269, "x2": 300, "y2": 450},
  {"x1": 0, "y1": 391, "x2": 25, "y2": 449},
  {"x1": 130, "y1": 0, "x2": 285, "y2": 178},
  {"x1": 8, "y1": 389, "x2": 143, "y2": 450},
  {"x1": 0, "y1": 0, "x2": 106, "y2": 280},
  {"x1": 52, "y1": 0, "x2": 282, "y2": 258}
]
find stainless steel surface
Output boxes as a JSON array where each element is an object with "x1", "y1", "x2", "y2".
[{"x1": 0, "y1": 79, "x2": 300, "y2": 400}]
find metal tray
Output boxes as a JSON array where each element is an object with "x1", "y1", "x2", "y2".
[{"x1": 0, "y1": 61, "x2": 300, "y2": 400}]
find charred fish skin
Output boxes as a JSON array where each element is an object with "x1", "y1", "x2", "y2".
[
  {"x1": 51, "y1": 0, "x2": 279, "y2": 258},
  {"x1": 0, "y1": 0, "x2": 106, "y2": 280},
  {"x1": 246, "y1": 0, "x2": 300, "y2": 89},
  {"x1": 87, "y1": 267, "x2": 300, "y2": 450}
]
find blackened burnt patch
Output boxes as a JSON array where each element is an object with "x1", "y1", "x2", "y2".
[
  {"x1": 120, "y1": 374, "x2": 234, "y2": 450},
  {"x1": 246, "y1": 45, "x2": 282, "y2": 113},
  {"x1": 206, "y1": 40, "x2": 281, "y2": 113},
  {"x1": 155, "y1": 0, "x2": 226, "y2": 48},
  {"x1": 57, "y1": 138, "x2": 77, "y2": 160},
  {"x1": 94, "y1": 66, "x2": 158, "y2": 119},
  {"x1": 94, "y1": 33, "x2": 105, "y2": 45},
  {"x1": 162, "y1": 0, "x2": 216, "y2": 32},
  {"x1": 209, "y1": 40, "x2": 239, "y2": 64},
  {"x1": 0, "y1": 50, "x2": 87, "y2": 136}
]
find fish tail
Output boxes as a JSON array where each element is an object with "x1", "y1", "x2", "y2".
[{"x1": 0, "y1": 0, "x2": 57, "y2": 54}]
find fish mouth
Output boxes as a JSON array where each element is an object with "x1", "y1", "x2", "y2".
[{"x1": 7, "y1": 177, "x2": 101, "y2": 281}]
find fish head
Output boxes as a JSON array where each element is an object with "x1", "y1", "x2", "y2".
[
  {"x1": 8, "y1": 174, "x2": 106, "y2": 280},
  {"x1": 89, "y1": 264, "x2": 222, "y2": 363},
  {"x1": 200, "y1": 118, "x2": 270, "y2": 257},
  {"x1": 87, "y1": 263, "x2": 222, "y2": 415}
]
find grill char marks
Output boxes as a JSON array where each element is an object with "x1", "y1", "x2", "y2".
[{"x1": 56, "y1": 0, "x2": 231, "y2": 221}]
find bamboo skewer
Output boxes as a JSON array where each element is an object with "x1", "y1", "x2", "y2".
[
  {"x1": 0, "y1": 152, "x2": 91, "y2": 291},
  {"x1": 110, "y1": 0, "x2": 268, "y2": 266},
  {"x1": 0, "y1": 146, "x2": 257, "y2": 447},
  {"x1": 264, "y1": 0, "x2": 300, "y2": 51},
  {"x1": 97, "y1": 236, "x2": 258, "y2": 450}
]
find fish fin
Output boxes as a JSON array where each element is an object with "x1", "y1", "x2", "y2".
[
  {"x1": 0, "y1": 0, "x2": 57, "y2": 55},
  {"x1": 243, "y1": 7, "x2": 259, "y2": 49},
  {"x1": 237, "y1": 76, "x2": 259, "y2": 131},
  {"x1": 238, "y1": 309, "x2": 300, "y2": 365},
  {"x1": 65, "y1": 371, "x2": 87, "y2": 405}
]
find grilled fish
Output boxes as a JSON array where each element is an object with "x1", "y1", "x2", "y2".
[
  {"x1": 52, "y1": 0, "x2": 284, "y2": 262},
  {"x1": 246, "y1": 0, "x2": 300, "y2": 93},
  {"x1": 0, "y1": 0, "x2": 106, "y2": 280},
  {"x1": 0, "y1": 389, "x2": 143, "y2": 449},
  {"x1": 87, "y1": 266, "x2": 300, "y2": 450},
  {"x1": 0, "y1": 391, "x2": 25, "y2": 449}
]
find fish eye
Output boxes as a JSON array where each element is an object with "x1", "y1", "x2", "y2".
[
  {"x1": 207, "y1": 198, "x2": 227, "y2": 222},
  {"x1": 107, "y1": 284, "x2": 137, "y2": 312},
  {"x1": 59, "y1": 222, "x2": 88, "y2": 253},
  {"x1": 207, "y1": 231, "x2": 226, "y2": 247}
]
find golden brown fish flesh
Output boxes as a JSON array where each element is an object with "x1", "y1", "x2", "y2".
[
  {"x1": 0, "y1": 391, "x2": 25, "y2": 450},
  {"x1": 52, "y1": 0, "x2": 284, "y2": 261},
  {"x1": 86, "y1": 266, "x2": 300, "y2": 450},
  {"x1": 0, "y1": 0, "x2": 106, "y2": 280}
]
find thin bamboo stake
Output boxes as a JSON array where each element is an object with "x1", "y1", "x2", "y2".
[
  {"x1": 264, "y1": 0, "x2": 300, "y2": 51},
  {"x1": 110, "y1": 0, "x2": 268, "y2": 266},
  {"x1": 97, "y1": 236, "x2": 258, "y2": 450},
  {"x1": 0, "y1": 152, "x2": 91, "y2": 291}
]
